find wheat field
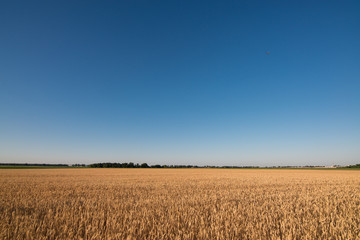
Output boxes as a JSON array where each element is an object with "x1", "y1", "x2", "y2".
[{"x1": 0, "y1": 169, "x2": 359, "y2": 239}]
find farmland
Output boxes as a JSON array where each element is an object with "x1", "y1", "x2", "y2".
[{"x1": 0, "y1": 169, "x2": 359, "y2": 239}]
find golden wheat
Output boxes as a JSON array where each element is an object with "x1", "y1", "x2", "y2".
[{"x1": 0, "y1": 169, "x2": 359, "y2": 239}]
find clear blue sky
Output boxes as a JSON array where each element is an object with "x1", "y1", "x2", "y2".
[{"x1": 1, "y1": 0, "x2": 359, "y2": 166}]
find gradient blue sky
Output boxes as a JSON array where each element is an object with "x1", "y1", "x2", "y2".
[{"x1": 1, "y1": 1, "x2": 359, "y2": 166}]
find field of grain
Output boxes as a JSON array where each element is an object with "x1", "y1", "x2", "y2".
[{"x1": 0, "y1": 169, "x2": 359, "y2": 239}]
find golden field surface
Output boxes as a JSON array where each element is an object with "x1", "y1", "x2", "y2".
[{"x1": 0, "y1": 169, "x2": 359, "y2": 239}]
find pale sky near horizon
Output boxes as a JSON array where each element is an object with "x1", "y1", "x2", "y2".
[{"x1": 1, "y1": 1, "x2": 359, "y2": 166}]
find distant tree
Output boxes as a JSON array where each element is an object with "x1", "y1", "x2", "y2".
[
  {"x1": 345, "y1": 164, "x2": 360, "y2": 168},
  {"x1": 152, "y1": 165, "x2": 162, "y2": 168},
  {"x1": 140, "y1": 163, "x2": 149, "y2": 168}
]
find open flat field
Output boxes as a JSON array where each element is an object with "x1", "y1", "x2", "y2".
[{"x1": 0, "y1": 169, "x2": 359, "y2": 239}]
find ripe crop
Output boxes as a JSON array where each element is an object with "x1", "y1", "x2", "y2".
[{"x1": 1, "y1": 169, "x2": 359, "y2": 239}]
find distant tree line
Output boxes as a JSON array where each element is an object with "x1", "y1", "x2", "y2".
[
  {"x1": 0, "y1": 163, "x2": 69, "y2": 167},
  {"x1": 89, "y1": 162, "x2": 149, "y2": 168},
  {"x1": 263, "y1": 165, "x2": 326, "y2": 168},
  {"x1": 72, "y1": 164, "x2": 86, "y2": 167},
  {"x1": 344, "y1": 164, "x2": 360, "y2": 168},
  {"x1": 5, "y1": 162, "x2": 353, "y2": 169},
  {"x1": 88, "y1": 162, "x2": 260, "y2": 168}
]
